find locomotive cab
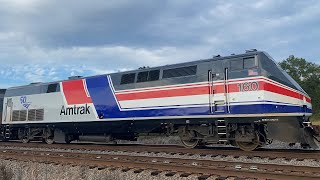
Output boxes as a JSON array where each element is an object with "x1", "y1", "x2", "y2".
[
  {"x1": 180, "y1": 51, "x2": 314, "y2": 150},
  {"x1": 258, "y1": 52, "x2": 315, "y2": 148}
]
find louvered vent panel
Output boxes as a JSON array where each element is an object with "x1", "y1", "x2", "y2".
[
  {"x1": 12, "y1": 111, "x2": 20, "y2": 121},
  {"x1": 28, "y1": 109, "x2": 36, "y2": 121},
  {"x1": 19, "y1": 110, "x2": 27, "y2": 121},
  {"x1": 35, "y1": 109, "x2": 44, "y2": 121}
]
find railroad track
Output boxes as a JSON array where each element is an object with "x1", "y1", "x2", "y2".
[
  {"x1": 0, "y1": 147, "x2": 320, "y2": 179},
  {"x1": 0, "y1": 142, "x2": 320, "y2": 179},
  {"x1": 1, "y1": 141, "x2": 320, "y2": 161}
]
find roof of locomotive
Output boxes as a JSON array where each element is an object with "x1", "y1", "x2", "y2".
[
  {"x1": 6, "y1": 50, "x2": 264, "y2": 90},
  {"x1": 117, "y1": 50, "x2": 262, "y2": 73}
]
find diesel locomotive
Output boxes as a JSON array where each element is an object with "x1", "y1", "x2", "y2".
[{"x1": 1, "y1": 50, "x2": 319, "y2": 151}]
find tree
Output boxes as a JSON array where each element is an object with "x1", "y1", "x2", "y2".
[{"x1": 279, "y1": 55, "x2": 320, "y2": 114}]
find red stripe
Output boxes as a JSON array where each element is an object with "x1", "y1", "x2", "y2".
[
  {"x1": 116, "y1": 82, "x2": 264, "y2": 101},
  {"x1": 116, "y1": 82, "x2": 209, "y2": 93},
  {"x1": 115, "y1": 76, "x2": 310, "y2": 100},
  {"x1": 116, "y1": 86, "x2": 210, "y2": 101},
  {"x1": 262, "y1": 82, "x2": 311, "y2": 103},
  {"x1": 305, "y1": 96, "x2": 311, "y2": 104},
  {"x1": 263, "y1": 82, "x2": 301, "y2": 100},
  {"x1": 261, "y1": 78, "x2": 311, "y2": 102},
  {"x1": 116, "y1": 81, "x2": 309, "y2": 103},
  {"x1": 62, "y1": 79, "x2": 92, "y2": 105},
  {"x1": 115, "y1": 77, "x2": 266, "y2": 93}
]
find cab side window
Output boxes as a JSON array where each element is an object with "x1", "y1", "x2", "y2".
[
  {"x1": 120, "y1": 73, "x2": 136, "y2": 85},
  {"x1": 136, "y1": 70, "x2": 160, "y2": 83},
  {"x1": 230, "y1": 57, "x2": 256, "y2": 71},
  {"x1": 47, "y1": 83, "x2": 60, "y2": 93},
  {"x1": 230, "y1": 59, "x2": 243, "y2": 71},
  {"x1": 243, "y1": 57, "x2": 256, "y2": 69},
  {"x1": 162, "y1": 65, "x2": 197, "y2": 79},
  {"x1": 137, "y1": 71, "x2": 148, "y2": 82}
]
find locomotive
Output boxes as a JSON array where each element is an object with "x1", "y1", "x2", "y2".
[{"x1": 0, "y1": 50, "x2": 319, "y2": 151}]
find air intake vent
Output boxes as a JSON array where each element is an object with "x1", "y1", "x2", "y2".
[
  {"x1": 68, "y1": 76, "x2": 83, "y2": 80},
  {"x1": 27, "y1": 109, "x2": 44, "y2": 121},
  {"x1": 12, "y1": 111, "x2": 20, "y2": 121},
  {"x1": 12, "y1": 110, "x2": 27, "y2": 121},
  {"x1": 245, "y1": 49, "x2": 257, "y2": 53},
  {"x1": 30, "y1": 82, "x2": 42, "y2": 85},
  {"x1": 11, "y1": 109, "x2": 44, "y2": 121},
  {"x1": 28, "y1": 109, "x2": 36, "y2": 121},
  {"x1": 19, "y1": 110, "x2": 27, "y2": 121},
  {"x1": 35, "y1": 109, "x2": 44, "y2": 121}
]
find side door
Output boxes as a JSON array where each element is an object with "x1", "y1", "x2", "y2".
[
  {"x1": 4, "y1": 98, "x2": 13, "y2": 122},
  {"x1": 209, "y1": 61, "x2": 230, "y2": 113}
]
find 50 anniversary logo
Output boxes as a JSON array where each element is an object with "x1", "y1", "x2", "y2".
[{"x1": 20, "y1": 96, "x2": 31, "y2": 109}]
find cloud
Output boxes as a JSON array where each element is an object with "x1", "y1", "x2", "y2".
[
  {"x1": 0, "y1": 44, "x2": 215, "y2": 88},
  {"x1": 0, "y1": 0, "x2": 319, "y2": 88}
]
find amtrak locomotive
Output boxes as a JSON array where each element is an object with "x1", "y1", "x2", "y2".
[{"x1": 0, "y1": 50, "x2": 319, "y2": 151}]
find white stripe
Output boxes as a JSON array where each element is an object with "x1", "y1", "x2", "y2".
[
  {"x1": 107, "y1": 75, "x2": 122, "y2": 110},
  {"x1": 116, "y1": 83, "x2": 209, "y2": 94},
  {"x1": 83, "y1": 79, "x2": 91, "y2": 98},
  {"x1": 59, "y1": 82, "x2": 68, "y2": 105},
  {"x1": 119, "y1": 94, "x2": 209, "y2": 109},
  {"x1": 119, "y1": 101, "x2": 304, "y2": 111},
  {"x1": 118, "y1": 90, "x2": 309, "y2": 110},
  {"x1": 115, "y1": 82, "x2": 210, "y2": 94},
  {"x1": 121, "y1": 104, "x2": 207, "y2": 111},
  {"x1": 115, "y1": 76, "x2": 266, "y2": 93},
  {"x1": 264, "y1": 91, "x2": 311, "y2": 107},
  {"x1": 114, "y1": 76, "x2": 310, "y2": 100}
]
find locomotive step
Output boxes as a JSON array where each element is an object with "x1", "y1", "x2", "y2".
[
  {"x1": 218, "y1": 139, "x2": 228, "y2": 142},
  {"x1": 218, "y1": 133, "x2": 227, "y2": 135}
]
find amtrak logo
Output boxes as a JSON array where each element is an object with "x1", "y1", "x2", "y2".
[
  {"x1": 20, "y1": 96, "x2": 31, "y2": 109},
  {"x1": 60, "y1": 104, "x2": 91, "y2": 116}
]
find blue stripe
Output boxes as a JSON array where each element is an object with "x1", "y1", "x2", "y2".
[{"x1": 86, "y1": 76, "x2": 311, "y2": 119}]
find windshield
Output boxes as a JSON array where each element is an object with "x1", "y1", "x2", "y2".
[{"x1": 260, "y1": 52, "x2": 308, "y2": 95}]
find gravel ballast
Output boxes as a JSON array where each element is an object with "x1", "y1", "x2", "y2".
[{"x1": 0, "y1": 159, "x2": 217, "y2": 180}]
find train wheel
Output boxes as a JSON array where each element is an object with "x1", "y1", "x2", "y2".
[
  {"x1": 45, "y1": 137, "x2": 54, "y2": 144},
  {"x1": 236, "y1": 132, "x2": 260, "y2": 151},
  {"x1": 65, "y1": 138, "x2": 71, "y2": 144},
  {"x1": 19, "y1": 128, "x2": 30, "y2": 143},
  {"x1": 179, "y1": 130, "x2": 199, "y2": 148},
  {"x1": 181, "y1": 138, "x2": 200, "y2": 148},
  {"x1": 65, "y1": 134, "x2": 74, "y2": 144},
  {"x1": 44, "y1": 128, "x2": 54, "y2": 144},
  {"x1": 22, "y1": 137, "x2": 30, "y2": 144}
]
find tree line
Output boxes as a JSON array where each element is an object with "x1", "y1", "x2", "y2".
[{"x1": 279, "y1": 55, "x2": 320, "y2": 114}]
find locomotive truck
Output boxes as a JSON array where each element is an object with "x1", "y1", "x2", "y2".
[{"x1": 1, "y1": 50, "x2": 319, "y2": 151}]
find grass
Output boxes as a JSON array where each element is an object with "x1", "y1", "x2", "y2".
[
  {"x1": 312, "y1": 121, "x2": 320, "y2": 125},
  {"x1": 311, "y1": 113, "x2": 320, "y2": 125}
]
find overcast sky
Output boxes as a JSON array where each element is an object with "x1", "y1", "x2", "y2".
[{"x1": 0, "y1": 0, "x2": 319, "y2": 88}]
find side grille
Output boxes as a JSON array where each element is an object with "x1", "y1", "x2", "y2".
[
  {"x1": 12, "y1": 111, "x2": 20, "y2": 121},
  {"x1": 12, "y1": 110, "x2": 27, "y2": 121},
  {"x1": 11, "y1": 109, "x2": 44, "y2": 121},
  {"x1": 35, "y1": 109, "x2": 44, "y2": 121},
  {"x1": 19, "y1": 110, "x2": 27, "y2": 121},
  {"x1": 28, "y1": 109, "x2": 36, "y2": 121}
]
